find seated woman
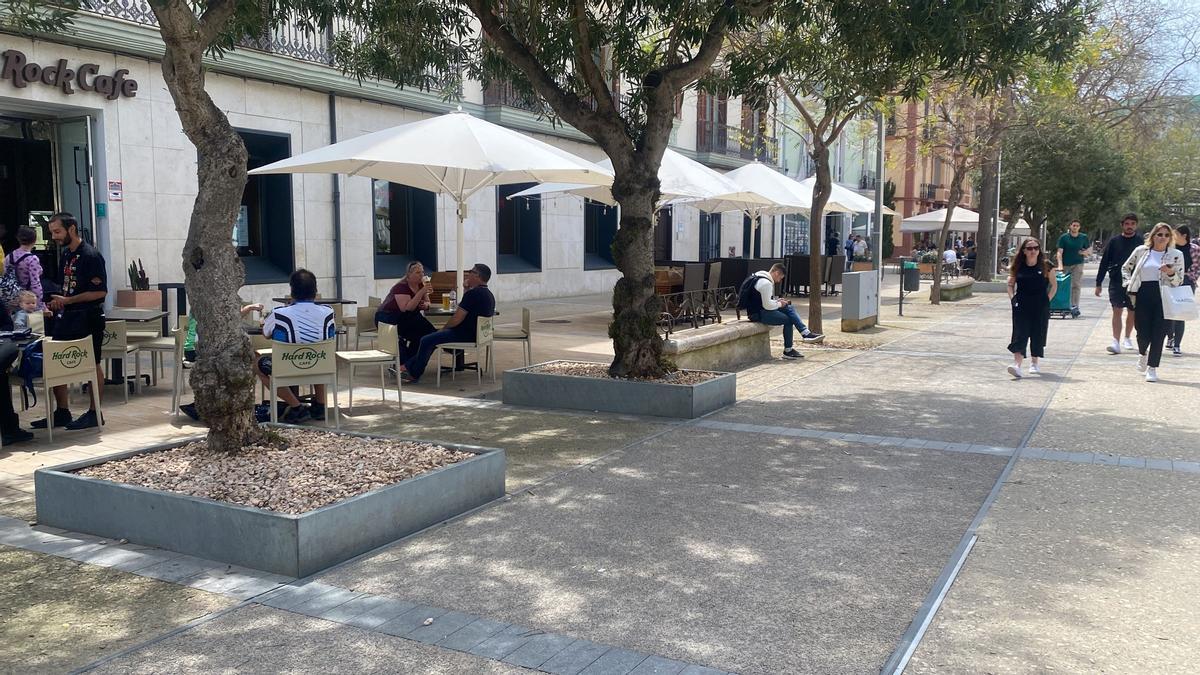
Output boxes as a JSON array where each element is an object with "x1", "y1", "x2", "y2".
[{"x1": 375, "y1": 261, "x2": 436, "y2": 361}]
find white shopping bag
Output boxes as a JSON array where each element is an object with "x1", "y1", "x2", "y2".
[{"x1": 1162, "y1": 284, "x2": 1199, "y2": 321}]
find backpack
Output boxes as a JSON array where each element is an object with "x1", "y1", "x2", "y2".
[
  {"x1": 737, "y1": 274, "x2": 765, "y2": 317},
  {"x1": 16, "y1": 340, "x2": 43, "y2": 409},
  {"x1": 0, "y1": 252, "x2": 32, "y2": 309}
]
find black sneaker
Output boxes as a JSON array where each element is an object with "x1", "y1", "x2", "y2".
[
  {"x1": 2, "y1": 428, "x2": 34, "y2": 447},
  {"x1": 782, "y1": 348, "x2": 805, "y2": 359},
  {"x1": 31, "y1": 409, "x2": 73, "y2": 429},
  {"x1": 801, "y1": 331, "x2": 825, "y2": 344},
  {"x1": 282, "y1": 405, "x2": 311, "y2": 424},
  {"x1": 1173, "y1": 345, "x2": 1182, "y2": 357},
  {"x1": 180, "y1": 403, "x2": 200, "y2": 421},
  {"x1": 254, "y1": 403, "x2": 272, "y2": 423},
  {"x1": 309, "y1": 403, "x2": 326, "y2": 421},
  {"x1": 65, "y1": 410, "x2": 99, "y2": 431}
]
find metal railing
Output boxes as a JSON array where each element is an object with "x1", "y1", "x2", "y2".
[
  {"x1": 920, "y1": 183, "x2": 942, "y2": 201},
  {"x1": 696, "y1": 121, "x2": 777, "y2": 163}
]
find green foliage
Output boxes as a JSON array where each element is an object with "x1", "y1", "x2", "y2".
[
  {"x1": 882, "y1": 179, "x2": 896, "y2": 259},
  {"x1": 0, "y1": 0, "x2": 82, "y2": 33}
]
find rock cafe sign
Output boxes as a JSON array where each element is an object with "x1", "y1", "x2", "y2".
[{"x1": 1, "y1": 49, "x2": 138, "y2": 100}]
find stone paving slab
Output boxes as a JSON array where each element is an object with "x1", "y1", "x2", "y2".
[
  {"x1": 324, "y1": 427, "x2": 1005, "y2": 674},
  {"x1": 910, "y1": 459, "x2": 1200, "y2": 673},
  {"x1": 0, "y1": 544, "x2": 237, "y2": 674},
  {"x1": 89, "y1": 604, "x2": 532, "y2": 674}
]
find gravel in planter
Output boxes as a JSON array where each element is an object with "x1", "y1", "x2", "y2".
[
  {"x1": 526, "y1": 361, "x2": 721, "y2": 385},
  {"x1": 74, "y1": 429, "x2": 472, "y2": 515}
]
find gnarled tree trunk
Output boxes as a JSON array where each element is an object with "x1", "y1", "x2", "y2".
[
  {"x1": 807, "y1": 140, "x2": 832, "y2": 333},
  {"x1": 151, "y1": 0, "x2": 265, "y2": 451},
  {"x1": 608, "y1": 162, "x2": 666, "y2": 378},
  {"x1": 930, "y1": 169, "x2": 966, "y2": 305}
]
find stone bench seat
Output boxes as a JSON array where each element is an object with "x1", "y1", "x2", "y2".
[
  {"x1": 663, "y1": 320, "x2": 771, "y2": 372},
  {"x1": 932, "y1": 278, "x2": 974, "y2": 302}
]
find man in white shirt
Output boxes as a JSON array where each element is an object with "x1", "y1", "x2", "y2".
[
  {"x1": 942, "y1": 247, "x2": 958, "y2": 265},
  {"x1": 852, "y1": 236, "x2": 867, "y2": 258},
  {"x1": 738, "y1": 263, "x2": 825, "y2": 359},
  {"x1": 257, "y1": 269, "x2": 336, "y2": 423}
]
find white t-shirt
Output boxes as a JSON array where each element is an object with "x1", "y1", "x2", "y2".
[
  {"x1": 853, "y1": 240, "x2": 867, "y2": 256},
  {"x1": 943, "y1": 249, "x2": 958, "y2": 264},
  {"x1": 263, "y1": 301, "x2": 336, "y2": 343},
  {"x1": 1141, "y1": 249, "x2": 1165, "y2": 282}
]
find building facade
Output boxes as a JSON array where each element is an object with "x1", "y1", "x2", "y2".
[{"x1": 0, "y1": 5, "x2": 781, "y2": 310}]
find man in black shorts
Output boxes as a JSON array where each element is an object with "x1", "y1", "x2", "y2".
[
  {"x1": 34, "y1": 212, "x2": 107, "y2": 431},
  {"x1": 1095, "y1": 213, "x2": 1141, "y2": 354}
]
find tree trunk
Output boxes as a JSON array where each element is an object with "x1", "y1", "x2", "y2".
[
  {"x1": 930, "y1": 170, "x2": 966, "y2": 305},
  {"x1": 975, "y1": 151, "x2": 998, "y2": 281},
  {"x1": 151, "y1": 1, "x2": 266, "y2": 452},
  {"x1": 608, "y1": 158, "x2": 667, "y2": 378},
  {"x1": 807, "y1": 141, "x2": 832, "y2": 333}
]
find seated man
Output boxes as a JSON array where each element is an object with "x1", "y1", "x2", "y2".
[
  {"x1": 255, "y1": 269, "x2": 335, "y2": 423},
  {"x1": 942, "y1": 246, "x2": 958, "y2": 265},
  {"x1": 739, "y1": 263, "x2": 824, "y2": 359},
  {"x1": 399, "y1": 263, "x2": 495, "y2": 384}
]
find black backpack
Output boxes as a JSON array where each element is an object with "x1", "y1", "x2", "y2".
[{"x1": 737, "y1": 274, "x2": 764, "y2": 317}]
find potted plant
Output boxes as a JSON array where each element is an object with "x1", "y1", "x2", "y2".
[
  {"x1": 918, "y1": 250, "x2": 941, "y2": 277},
  {"x1": 850, "y1": 255, "x2": 874, "y2": 272},
  {"x1": 116, "y1": 259, "x2": 158, "y2": 308}
]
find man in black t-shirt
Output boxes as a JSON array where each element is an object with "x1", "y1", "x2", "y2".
[
  {"x1": 399, "y1": 263, "x2": 496, "y2": 384},
  {"x1": 33, "y1": 212, "x2": 107, "y2": 431},
  {"x1": 1095, "y1": 213, "x2": 1141, "y2": 354}
]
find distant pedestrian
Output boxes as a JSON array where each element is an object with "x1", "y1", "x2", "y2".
[
  {"x1": 1122, "y1": 223, "x2": 1186, "y2": 382},
  {"x1": 825, "y1": 233, "x2": 839, "y2": 258},
  {"x1": 1006, "y1": 237, "x2": 1056, "y2": 379},
  {"x1": 1055, "y1": 219, "x2": 1089, "y2": 317},
  {"x1": 1095, "y1": 214, "x2": 1141, "y2": 354},
  {"x1": 1166, "y1": 225, "x2": 1198, "y2": 356},
  {"x1": 852, "y1": 235, "x2": 867, "y2": 258},
  {"x1": 844, "y1": 235, "x2": 855, "y2": 269}
]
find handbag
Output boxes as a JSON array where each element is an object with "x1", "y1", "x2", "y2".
[{"x1": 1162, "y1": 283, "x2": 1198, "y2": 321}]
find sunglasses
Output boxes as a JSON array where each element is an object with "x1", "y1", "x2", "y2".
[
  {"x1": 1024, "y1": 246, "x2": 1040, "y2": 250},
  {"x1": 1154, "y1": 232, "x2": 1170, "y2": 238}
]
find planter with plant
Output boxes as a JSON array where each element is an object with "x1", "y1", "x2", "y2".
[{"x1": 116, "y1": 259, "x2": 158, "y2": 308}]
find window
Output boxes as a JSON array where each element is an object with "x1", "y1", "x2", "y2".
[
  {"x1": 237, "y1": 129, "x2": 294, "y2": 284},
  {"x1": 742, "y1": 214, "x2": 761, "y2": 258},
  {"x1": 584, "y1": 199, "x2": 617, "y2": 269},
  {"x1": 654, "y1": 206, "x2": 673, "y2": 262},
  {"x1": 372, "y1": 180, "x2": 438, "y2": 278},
  {"x1": 699, "y1": 211, "x2": 721, "y2": 261},
  {"x1": 496, "y1": 183, "x2": 541, "y2": 273},
  {"x1": 782, "y1": 213, "x2": 808, "y2": 255}
]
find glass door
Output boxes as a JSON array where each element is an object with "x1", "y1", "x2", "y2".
[{"x1": 54, "y1": 116, "x2": 96, "y2": 245}]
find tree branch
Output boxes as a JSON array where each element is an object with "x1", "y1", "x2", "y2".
[{"x1": 570, "y1": 0, "x2": 618, "y2": 120}]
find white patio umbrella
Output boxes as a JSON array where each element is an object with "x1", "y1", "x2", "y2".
[
  {"x1": 795, "y1": 176, "x2": 897, "y2": 216},
  {"x1": 510, "y1": 148, "x2": 774, "y2": 213},
  {"x1": 900, "y1": 207, "x2": 983, "y2": 233},
  {"x1": 249, "y1": 110, "x2": 612, "y2": 298}
]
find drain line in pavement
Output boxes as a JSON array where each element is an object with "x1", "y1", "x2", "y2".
[{"x1": 879, "y1": 309, "x2": 1104, "y2": 675}]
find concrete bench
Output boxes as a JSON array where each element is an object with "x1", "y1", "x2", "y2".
[
  {"x1": 932, "y1": 278, "x2": 974, "y2": 302},
  {"x1": 663, "y1": 320, "x2": 772, "y2": 372}
]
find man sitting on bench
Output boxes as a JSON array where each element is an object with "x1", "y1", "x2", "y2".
[{"x1": 739, "y1": 263, "x2": 825, "y2": 359}]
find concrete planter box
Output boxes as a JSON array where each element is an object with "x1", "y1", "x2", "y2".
[
  {"x1": 34, "y1": 429, "x2": 505, "y2": 577},
  {"x1": 850, "y1": 261, "x2": 875, "y2": 272},
  {"x1": 115, "y1": 289, "x2": 161, "y2": 309},
  {"x1": 503, "y1": 360, "x2": 736, "y2": 419}
]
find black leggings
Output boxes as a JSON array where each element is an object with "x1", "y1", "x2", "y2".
[
  {"x1": 0, "y1": 341, "x2": 20, "y2": 435},
  {"x1": 1008, "y1": 303, "x2": 1049, "y2": 358},
  {"x1": 1135, "y1": 282, "x2": 1169, "y2": 367}
]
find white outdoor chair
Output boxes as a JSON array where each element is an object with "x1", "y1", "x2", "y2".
[
  {"x1": 28, "y1": 311, "x2": 45, "y2": 335},
  {"x1": 336, "y1": 322, "x2": 402, "y2": 412},
  {"x1": 36, "y1": 336, "x2": 104, "y2": 443},
  {"x1": 435, "y1": 316, "x2": 494, "y2": 388},
  {"x1": 353, "y1": 305, "x2": 379, "y2": 349},
  {"x1": 493, "y1": 307, "x2": 532, "y2": 366},
  {"x1": 131, "y1": 315, "x2": 185, "y2": 388},
  {"x1": 164, "y1": 319, "x2": 187, "y2": 416},
  {"x1": 269, "y1": 339, "x2": 339, "y2": 428},
  {"x1": 101, "y1": 320, "x2": 142, "y2": 404}
]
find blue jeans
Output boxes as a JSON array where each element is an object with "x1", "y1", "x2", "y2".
[
  {"x1": 755, "y1": 304, "x2": 809, "y2": 349},
  {"x1": 404, "y1": 328, "x2": 467, "y2": 381}
]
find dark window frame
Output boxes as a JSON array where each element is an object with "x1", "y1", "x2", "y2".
[
  {"x1": 496, "y1": 183, "x2": 542, "y2": 274},
  {"x1": 371, "y1": 180, "x2": 438, "y2": 279},
  {"x1": 699, "y1": 211, "x2": 722, "y2": 261},
  {"x1": 236, "y1": 128, "x2": 295, "y2": 285},
  {"x1": 584, "y1": 198, "x2": 617, "y2": 270}
]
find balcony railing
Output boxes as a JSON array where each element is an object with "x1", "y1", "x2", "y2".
[
  {"x1": 696, "y1": 122, "x2": 777, "y2": 164},
  {"x1": 859, "y1": 173, "x2": 877, "y2": 191},
  {"x1": 920, "y1": 183, "x2": 943, "y2": 201}
]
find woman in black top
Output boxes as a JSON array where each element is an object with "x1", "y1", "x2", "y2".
[{"x1": 1006, "y1": 237, "x2": 1057, "y2": 379}]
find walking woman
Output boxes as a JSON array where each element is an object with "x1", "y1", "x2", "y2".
[
  {"x1": 1006, "y1": 237, "x2": 1056, "y2": 379},
  {"x1": 1166, "y1": 225, "x2": 1199, "y2": 356},
  {"x1": 1121, "y1": 222, "x2": 1186, "y2": 382}
]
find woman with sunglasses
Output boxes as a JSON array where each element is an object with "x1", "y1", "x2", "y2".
[
  {"x1": 1006, "y1": 237, "x2": 1057, "y2": 378},
  {"x1": 1121, "y1": 222, "x2": 1186, "y2": 382}
]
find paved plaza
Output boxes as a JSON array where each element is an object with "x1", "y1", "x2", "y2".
[{"x1": 2, "y1": 271, "x2": 1199, "y2": 673}]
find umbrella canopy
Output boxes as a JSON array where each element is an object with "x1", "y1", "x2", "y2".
[
  {"x1": 249, "y1": 110, "x2": 612, "y2": 296},
  {"x1": 510, "y1": 148, "x2": 775, "y2": 213},
  {"x1": 722, "y1": 162, "x2": 812, "y2": 216},
  {"x1": 795, "y1": 176, "x2": 897, "y2": 216},
  {"x1": 900, "y1": 207, "x2": 983, "y2": 233}
]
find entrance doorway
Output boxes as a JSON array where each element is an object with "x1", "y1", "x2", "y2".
[{"x1": 0, "y1": 111, "x2": 97, "y2": 281}]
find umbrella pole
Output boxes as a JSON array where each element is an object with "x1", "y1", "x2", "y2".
[{"x1": 456, "y1": 201, "x2": 466, "y2": 302}]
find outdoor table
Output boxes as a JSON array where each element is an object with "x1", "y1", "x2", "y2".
[{"x1": 106, "y1": 308, "x2": 167, "y2": 388}]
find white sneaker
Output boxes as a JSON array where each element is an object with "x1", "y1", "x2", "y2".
[
  {"x1": 1007, "y1": 364, "x2": 1022, "y2": 379},
  {"x1": 1122, "y1": 338, "x2": 1135, "y2": 351},
  {"x1": 1136, "y1": 354, "x2": 1148, "y2": 373},
  {"x1": 1145, "y1": 367, "x2": 1158, "y2": 382},
  {"x1": 1030, "y1": 363, "x2": 1041, "y2": 374},
  {"x1": 1106, "y1": 339, "x2": 1121, "y2": 354}
]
